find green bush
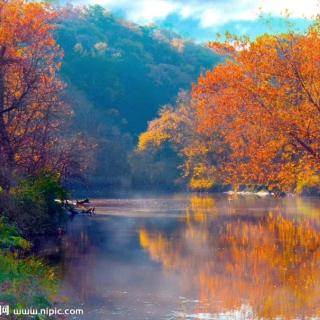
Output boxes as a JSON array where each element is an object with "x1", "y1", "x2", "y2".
[
  {"x1": 0, "y1": 218, "x2": 57, "y2": 317},
  {"x1": 0, "y1": 171, "x2": 68, "y2": 236}
]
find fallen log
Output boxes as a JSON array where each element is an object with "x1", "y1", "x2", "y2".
[
  {"x1": 76, "y1": 198, "x2": 90, "y2": 206},
  {"x1": 55, "y1": 199, "x2": 95, "y2": 216}
]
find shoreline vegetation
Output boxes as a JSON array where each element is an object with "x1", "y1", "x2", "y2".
[
  {"x1": 0, "y1": 172, "x2": 67, "y2": 316},
  {"x1": 1, "y1": 0, "x2": 320, "y2": 317},
  {"x1": 0, "y1": 217, "x2": 57, "y2": 315}
]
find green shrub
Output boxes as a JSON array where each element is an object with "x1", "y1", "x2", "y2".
[
  {"x1": 0, "y1": 218, "x2": 57, "y2": 316},
  {"x1": 0, "y1": 171, "x2": 68, "y2": 236}
]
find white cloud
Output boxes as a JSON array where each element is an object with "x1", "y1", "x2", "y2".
[
  {"x1": 199, "y1": 2, "x2": 258, "y2": 27},
  {"x1": 261, "y1": 0, "x2": 320, "y2": 18},
  {"x1": 82, "y1": 0, "x2": 320, "y2": 26},
  {"x1": 127, "y1": 0, "x2": 179, "y2": 22},
  {"x1": 93, "y1": 0, "x2": 179, "y2": 22},
  {"x1": 179, "y1": 5, "x2": 193, "y2": 19}
]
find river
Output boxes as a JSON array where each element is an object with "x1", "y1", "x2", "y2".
[{"x1": 39, "y1": 194, "x2": 320, "y2": 319}]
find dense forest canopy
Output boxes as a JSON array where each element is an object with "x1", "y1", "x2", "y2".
[
  {"x1": 53, "y1": 5, "x2": 221, "y2": 193},
  {"x1": 56, "y1": 5, "x2": 220, "y2": 134}
]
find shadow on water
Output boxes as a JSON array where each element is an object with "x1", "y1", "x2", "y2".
[{"x1": 37, "y1": 194, "x2": 320, "y2": 319}]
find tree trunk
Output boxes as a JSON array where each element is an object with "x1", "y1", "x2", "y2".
[{"x1": 0, "y1": 47, "x2": 15, "y2": 174}]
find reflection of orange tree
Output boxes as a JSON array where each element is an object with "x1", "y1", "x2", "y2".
[{"x1": 139, "y1": 196, "x2": 320, "y2": 319}]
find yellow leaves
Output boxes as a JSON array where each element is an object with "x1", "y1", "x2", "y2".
[
  {"x1": 137, "y1": 130, "x2": 171, "y2": 151},
  {"x1": 296, "y1": 175, "x2": 320, "y2": 194},
  {"x1": 187, "y1": 162, "x2": 216, "y2": 190},
  {"x1": 137, "y1": 107, "x2": 177, "y2": 151},
  {"x1": 189, "y1": 178, "x2": 214, "y2": 190}
]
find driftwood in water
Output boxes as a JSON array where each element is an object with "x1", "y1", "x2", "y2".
[
  {"x1": 57, "y1": 199, "x2": 95, "y2": 216},
  {"x1": 76, "y1": 198, "x2": 90, "y2": 206},
  {"x1": 75, "y1": 198, "x2": 95, "y2": 215}
]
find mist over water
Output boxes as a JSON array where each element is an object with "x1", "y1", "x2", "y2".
[{"x1": 40, "y1": 195, "x2": 320, "y2": 319}]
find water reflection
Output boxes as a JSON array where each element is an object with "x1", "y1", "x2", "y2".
[
  {"x1": 46, "y1": 195, "x2": 320, "y2": 319},
  {"x1": 139, "y1": 196, "x2": 320, "y2": 319}
]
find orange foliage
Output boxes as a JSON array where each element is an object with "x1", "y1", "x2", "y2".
[
  {"x1": 0, "y1": 0, "x2": 76, "y2": 178},
  {"x1": 193, "y1": 31, "x2": 320, "y2": 191},
  {"x1": 207, "y1": 41, "x2": 236, "y2": 56}
]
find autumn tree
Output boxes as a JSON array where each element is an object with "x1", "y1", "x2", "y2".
[
  {"x1": 140, "y1": 22, "x2": 320, "y2": 192},
  {"x1": 193, "y1": 28, "x2": 320, "y2": 192},
  {"x1": 0, "y1": 0, "x2": 78, "y2": 185},
  {"x1": 138, "y1": 92, "x2": 222, "y2": 190}
]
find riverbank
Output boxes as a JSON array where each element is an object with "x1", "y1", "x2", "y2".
[
  {"x1": 0, "y1": 172, "x2": 69, "y2": 316},
  {"x1": 0, "y1": 218, "x2": 57, "y2": 314}
]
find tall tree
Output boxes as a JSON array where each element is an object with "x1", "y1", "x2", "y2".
[
  {"x1": 138, "y1": 92, "x2": 220, "y2": 190},
  {"x1": 0, "y1": 0, "x2": 73, "y2": 182},
  {"x1": 193, "y1": 29, "x2": 320, "y2": 191}
]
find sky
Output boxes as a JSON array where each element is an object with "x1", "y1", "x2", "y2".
[{"x1": 69, "y1": 0, "x2": 319, "y2": 42}]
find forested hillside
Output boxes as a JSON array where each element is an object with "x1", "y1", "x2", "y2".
[
  {"x1": 56, "y1": 5, "x2": 219, "y2": 134},
  {"x1": 55, "y1": 5, "x2": 220, "y2": 193},
  {"x1": 139, "y1": 30, "x2": 320, "y2": 195}
]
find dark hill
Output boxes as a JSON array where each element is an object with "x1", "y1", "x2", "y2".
[{"x1": 56, "y1": 5, "x2": 220, "y2": 135}]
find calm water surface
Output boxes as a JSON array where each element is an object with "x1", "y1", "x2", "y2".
[{"x1": 42, "y1": 194, "x2": 320, "y2": 319}]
